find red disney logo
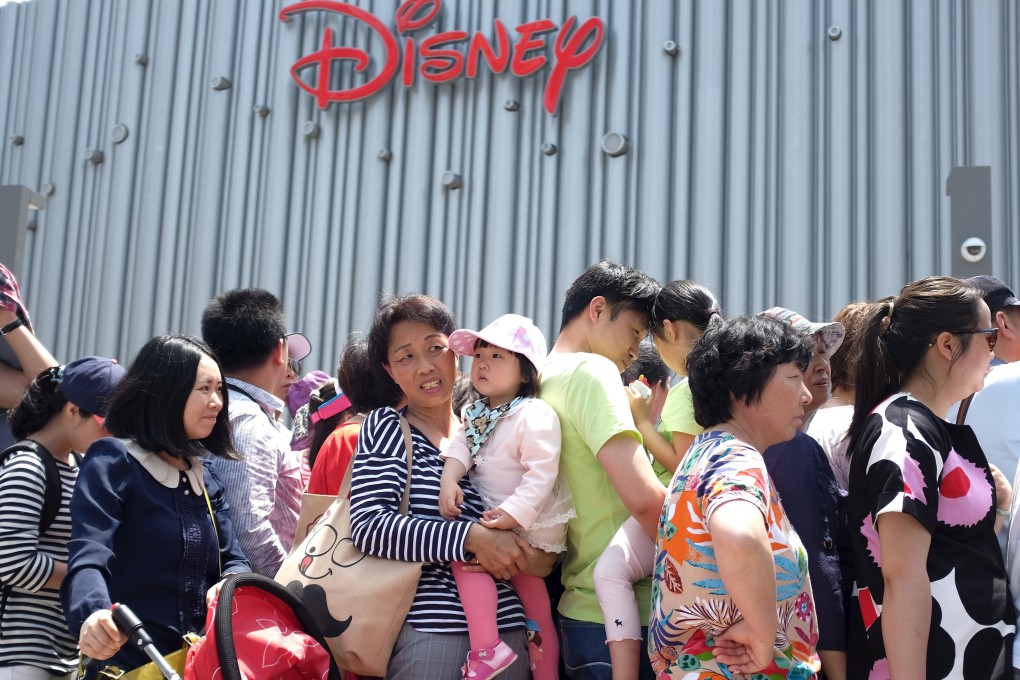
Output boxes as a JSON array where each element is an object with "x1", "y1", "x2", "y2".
[{"x1": 280, "y1": 0, "x2": 605, "y2": 115}]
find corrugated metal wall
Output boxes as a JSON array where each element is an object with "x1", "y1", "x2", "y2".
[{"x1": 1, "y1": 0, "x2": 1018, "y2": 373}]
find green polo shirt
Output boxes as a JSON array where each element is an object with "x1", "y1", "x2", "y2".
[{"x1": 540, "y1": 352, "x2": 647, "y2": 623}]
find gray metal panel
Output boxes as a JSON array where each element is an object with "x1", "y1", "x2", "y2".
[{"x1": 1, "y1": 0, "x2": 1020, "y2": 375}]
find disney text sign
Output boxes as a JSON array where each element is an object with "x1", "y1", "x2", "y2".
[{"x1": 280, "y1": 0, "x2": 606, "y2": 115}]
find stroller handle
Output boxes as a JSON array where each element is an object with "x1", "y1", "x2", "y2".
[{"x1": 111, "y1": 603, "x2": 183, "y2": 680}]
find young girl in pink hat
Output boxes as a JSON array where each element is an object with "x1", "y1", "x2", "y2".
[{"x1": 439, "y1": 313, "x2": 574, "y2": 680}]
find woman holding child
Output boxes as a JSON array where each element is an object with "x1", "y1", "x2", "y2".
[{"x1": 350, "y1": 295, "x2": 558, "y2": 679}]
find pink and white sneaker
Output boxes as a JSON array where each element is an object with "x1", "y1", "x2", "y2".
[{"x1": 461, "y1": 639, "x2": 518, "y2": 679}]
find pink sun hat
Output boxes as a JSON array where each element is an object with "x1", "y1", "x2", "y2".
[{"x1": 448, "y1": 314, "x2": 548, "y2": 371}]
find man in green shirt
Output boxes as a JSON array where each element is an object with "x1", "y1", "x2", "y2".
[{"x1": 540, "y1": 261, "x2": 666, "y2": 679}]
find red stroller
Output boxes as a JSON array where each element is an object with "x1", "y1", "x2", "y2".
[{"x1": 92, "y1": 574, "x2": 341, "y2": 680}]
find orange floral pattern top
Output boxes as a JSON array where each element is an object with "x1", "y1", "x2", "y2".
[{"x1": 649, "y1": 430, "x2": 822, "y2": 679}]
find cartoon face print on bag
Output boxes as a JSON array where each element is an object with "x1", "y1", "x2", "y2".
[{"x1": 298, "y1": 524, "x2": 367, "y2": 579}]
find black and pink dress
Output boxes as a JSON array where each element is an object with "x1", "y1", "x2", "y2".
[{"x1": 847, "y1": 393, "x2": 1014, "y2": 678}]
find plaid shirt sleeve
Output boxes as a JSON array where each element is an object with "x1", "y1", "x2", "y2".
[{"x1": 0, "y1": 262, "x2": 31, "y2": 330}]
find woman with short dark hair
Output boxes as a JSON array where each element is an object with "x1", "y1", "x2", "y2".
[
  {"x1": 846, "y1": 277, "x2": 1012, "y2": 678},
  {"x1": 351, "y1": 294, "x2": 550, "y2": 679},
  {"x1": 649, "y1": 316, "x2": 821, "y2": 678},
  {"x1": 62, "y1": 335, "x2": 250, "y2": 678}
]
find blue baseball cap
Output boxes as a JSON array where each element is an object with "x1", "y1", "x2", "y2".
[{"x1": 56, "y1": 356, "x2": 127, "y2": 417}]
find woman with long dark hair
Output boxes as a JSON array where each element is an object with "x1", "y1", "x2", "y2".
[
  {"x1": 62, "y1": 335, "x2": 250, "y2": 678},
  {"x1": 846, "y1": 276, "x2": 1013, "y2": 678}
]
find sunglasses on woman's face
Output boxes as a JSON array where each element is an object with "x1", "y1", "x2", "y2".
[
  {"x1": 956, "y1": 327, "x2": 998, "y2": 351},
  {"x1": 289, "y1": 359, "x2": 301, "y2": 376}
]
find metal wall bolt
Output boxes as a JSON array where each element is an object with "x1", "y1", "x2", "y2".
[
  {"x1": 83, "y1": 148, "x2": 104, "y2": 165},
  {"x1": 663, "y1": 40, "x2": 680, "y2": 57},
  {"x1": 378, "y1": 148, "x2": 393, "y2": 162},
  {"x1": 210, "y1": 76, "x2": 231, "y2": 90},
  {"x1": 828, "y1": 26, "x2": 842, "y2": 40},
  {"x1": 442, "y1": 172, "x2": 463, "y2": 190},
  {"x1": 41, "y1": 183, "x2": 55, "y2": 196},
  {"x1": 253, "y1": 104, "x2": 270, "y2": 117},
  {"x1": 9, "y1": 135, "x2": 23, "y2": 146},
  {"x1": 303, "y1": 121, "x2": 320, "y2": 139},
  {"x1": 111, "y1": 124, "x2": 129, "y2": 144},
  {"x1": 541, "y1": 143, "x2": 557, "y2": 156},
  {"x1": 135, "y1": 54, "x2": 148, "y2": 66},
  {"x1": 504, "y1": 100, "x2": 520, "y2": 112},
  {"x1": 601, "y1": 132, "x2": 630, "y2": 157}
]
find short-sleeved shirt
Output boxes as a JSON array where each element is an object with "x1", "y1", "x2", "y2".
[
  {"x1": 847, "y1": 393, "x2": 1014, "y2": 678},
  {"x1": 307, "y1": 421, "x2": 361, "y2": 496},
  {"x1": 650, "y1": 430, "x2": 821, "y2": 678},
  {"x1": 539, "y1": 352, "x2": 644, "y2": 623},
  {"x1": 653, "y1": 378, "x2": 703, "y2": 486}
]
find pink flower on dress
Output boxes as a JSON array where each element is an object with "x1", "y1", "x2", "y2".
[{"x1": 794, "y1": 592, "x2": 813, "y2": 622}]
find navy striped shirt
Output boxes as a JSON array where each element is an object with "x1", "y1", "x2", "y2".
[
  {"x1": 350, "y1": 407, "x2": 525, "y2": 633},
  {"x1": 0, "y1": 447, "x2": 79, "y2": 673}
]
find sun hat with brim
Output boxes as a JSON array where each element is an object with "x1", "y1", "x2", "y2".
[
  {"x1": 286, "y1": 370, "x2": 331, "y2": 419},
  {"x1": 759, "y1": 307, "x2": 845, "y2": 357},
  {"x1": 56, "y1": 356, "x2": 127, "y2": 418},
  {"x1": 448, "y1": 314, "x2": 548, "y2": 371},
  {"x1": 964, "y1": 275, "x2": 1020, "y2": 316},
  {"x1": 286, "y1": 332, "x2": 312, "y2": 362}
]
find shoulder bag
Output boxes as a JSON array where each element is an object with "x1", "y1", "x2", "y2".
[{"x1": 275, "y1": 416, "x2": 423, "y2": 677}]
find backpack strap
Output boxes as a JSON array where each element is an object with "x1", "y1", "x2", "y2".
[
  {"x1": 0, "y1": 439, "x2": 63, "y2": 535},
  {"x1": 0, "y1": 439, "x2": 66, "y2": 638}
]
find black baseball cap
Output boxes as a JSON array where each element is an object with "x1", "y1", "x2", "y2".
[
  {"x1": 964, "y1": 275, "x2": 1020, "y2": 315},
  {"x1": 57, "y1": 356, "x2": 127, "y2": 417}
]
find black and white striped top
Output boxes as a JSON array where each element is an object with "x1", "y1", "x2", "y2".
[
  {"x1": 350, "y1": 407, "x2": 525, "y2": 633},
  {"x1": 0, "y1": 446, "x2": 79, "y2": 673}
]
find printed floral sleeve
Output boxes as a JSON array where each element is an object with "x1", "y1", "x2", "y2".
[
  {"x1": 860, "y1": 397, "x2": 946, "y2": 535},
  {"x1": 698, "y1": 436, "x2": 770, "y2": 526}
]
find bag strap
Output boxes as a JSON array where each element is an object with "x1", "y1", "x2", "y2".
[
  {"x1": 397, "y1": 415, "x2": 414, "y2": 514},
  {"x1": 338, "y1": 414, "x2": 415, "y2": 515},
  {"x1": 956, "y1": 394, "x2": 974, "y2": 425},
  {"x1": 203, "y1": 485, "x2": 223, "y2": 577}
]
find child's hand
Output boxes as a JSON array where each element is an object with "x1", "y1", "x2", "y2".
[
  {"x1": 438, "y1": 483, "x2": 464, "y2": 521},
  {"x1": 481, "y1": 509, "x2": 520, "y2": 530},
  {"x1": 625, "y1": 384, "x2": 653, "y2": 424}
]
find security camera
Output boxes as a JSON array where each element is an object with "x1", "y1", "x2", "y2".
[{"x1": 961, "y1": 237, "x2": 987, "y2": 263}]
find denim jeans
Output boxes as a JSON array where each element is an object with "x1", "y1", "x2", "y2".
[{"x1": 558, "y1": 616, "x2": 655, "y2": 680}]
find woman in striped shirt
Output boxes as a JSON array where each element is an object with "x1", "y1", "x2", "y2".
[
  {"x1": 350, "y1": 294, "x2": 557, "y2": 679},
  {"x1": 0, "y1": 357, "x2": 125, "y2": 679}
]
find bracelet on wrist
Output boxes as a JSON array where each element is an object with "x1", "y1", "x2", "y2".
[
  {"x1": 0, "y1": 317, "x2": 25, "y2": 336},
  {"x1": 995, "y1": 506, "x2": 1011, "y2": 517}
]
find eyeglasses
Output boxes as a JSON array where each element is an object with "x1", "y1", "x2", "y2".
[
  {"x1": 955, "y1": 327, "x2": 998, "y2": 351},
  {"x1": 289, "y1": 358, "x2": 302, "y2": 376}
]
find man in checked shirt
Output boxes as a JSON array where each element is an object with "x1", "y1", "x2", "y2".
[{"x1": 200, "y1": 288, "x2": 309, "y2": 576}]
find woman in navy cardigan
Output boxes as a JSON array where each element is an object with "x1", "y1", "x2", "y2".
[{"x1": 61, "y1": 335, "x2": 250, "y2": 676}]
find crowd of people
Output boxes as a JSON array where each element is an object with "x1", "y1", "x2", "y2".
[{"x1": 0, "y1": 258, "x2": 1018, "y2": 680}]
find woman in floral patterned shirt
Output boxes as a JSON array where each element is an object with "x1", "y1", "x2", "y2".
[{"x1": 649, "y1": 315, "x2": 822, "y2": 679}]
